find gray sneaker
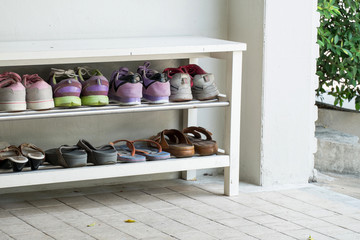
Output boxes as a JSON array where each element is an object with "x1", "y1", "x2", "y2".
[
  {"x1": 181, "y1": 64, "x2": 219, "y2": 101},
  {"x1": 163, "y1": 68, "x2": 192, "y2": 102}
]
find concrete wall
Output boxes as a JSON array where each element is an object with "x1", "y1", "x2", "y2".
[
  {"x1": 229, "y1": 0, "x2": 318, "y2": 186},
  {"x1": 317, "y1": 108, "x2": 360, "y2": 139}
]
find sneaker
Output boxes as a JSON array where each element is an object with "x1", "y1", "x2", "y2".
[
  {"x1": 109, "y1": 67, "x2": 142, "y2": 105},
  {"x1": 22, "y1": 74, "x2": 54, "y2": 110},
  {"x1": 181, "y1": 64, "x2": 219, "y2": 100},
  {"x1": 163, "y1": 67, "x2": 192, "y2": 102},
  {"x1": 0, "y1": 72, "x2": 26, "y2": 111},
  {"x1": 137, "y1": 62, "x2": 170, "y2": 104},
  {"x1": 48, "y1": 68, "x2": 82, "y2": 107},
  {"x1": 75, "y1": 67, "x2": 109, "y2": 106}
]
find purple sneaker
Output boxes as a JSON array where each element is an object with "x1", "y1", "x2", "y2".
[
  {"x1": 137, "y1": 62, "x2": 170, "y2": 104},
  {"x1": 109, "y1": 67, "x2": 143, "y2": 105},
  {"x1": 75, "y1": 67, "x2": 109, "y2": 106},
  {"x1": 48, "y1": 68, "x2": 82, "y2": 107}
]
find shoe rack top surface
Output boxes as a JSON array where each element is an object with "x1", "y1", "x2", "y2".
[{"x1": 0, "y1": 36, "x2": 246, "y2": 66}]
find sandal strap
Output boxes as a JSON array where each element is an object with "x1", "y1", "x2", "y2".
[
  {"x1": 0, "y1": 145, "x2": 21, "y2": 159},
  {"x1": 183, "y1": 126, "x2": 213, "y2": 141},
  {"x1": 109, "y1": 139, "x2": 136, "y2": 156},
  {"x1": 19, "y1": 143, "x2": 45, "y2": 156},
  {"x1": 132, "y1": 139, "x2": 162, "y2": 154}
]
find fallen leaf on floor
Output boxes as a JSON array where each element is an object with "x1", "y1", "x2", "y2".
[
  {"x1": 87, "y1": 222, "x2": 96, "y2": 227},
  {"x1": 124, "y1": 219, "x2": 136, "y2": 223}
]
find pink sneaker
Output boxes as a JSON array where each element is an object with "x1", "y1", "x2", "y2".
[
  {"x1": 0, "y1": 72, "x2": 26, "y2": 111},
  {"x1": 22, "y1": 74, "x2": 54, "y2": 110}
]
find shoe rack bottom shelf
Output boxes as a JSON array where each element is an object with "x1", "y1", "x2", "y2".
[{"x1": 0, "y1": 155, "x2": 229, "y2": 189}]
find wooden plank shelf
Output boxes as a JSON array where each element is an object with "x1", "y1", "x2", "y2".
[{"x1": 0, "y1": 155, "x2": 229, "y2": 189}]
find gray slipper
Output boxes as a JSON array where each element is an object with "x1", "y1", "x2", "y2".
[
  {"x1": 77, "y1": 139, "x2": 117, "y2": 165},
  {"x1": 46, "y1": 145, "x2": 87, "y2": 168}
]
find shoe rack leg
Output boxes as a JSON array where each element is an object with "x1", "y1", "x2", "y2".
[
  {"x1": 224, "y1": 51, "x2": 242, "y2": 196},
  {"x1": 181, "y1": 58, "x2": 199, "y2": 181}
]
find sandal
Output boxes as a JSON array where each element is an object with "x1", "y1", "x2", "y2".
[
  {"x1": 0, "y1": 145, "x2": 28, "y2": 172},
  {"x1": 56, "y1": 145, "x2": 88, "y2": 168},
  {"x1": 110, "y1": 140, "x2": 146, "y2": 163},
  {"x1": 77, "y1": 139, "x2": 117, "y2": 165},
  {"x1": 132, "y1": 139, "x2": 170, "y2": 160},
  {"x1": 150, "y1": 129, "x2": 194, "y2": 158},
  {"x1": 19, "y1": 143, "x2": 45, "y2": 170},
  {"x1": 182, "y1": 126, "x2": 218, "y2": 156}
]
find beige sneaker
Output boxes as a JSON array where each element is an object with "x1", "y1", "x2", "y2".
[
  {"x1": 22, "y1": 74, "x2": 54, "y2": 110},
  {"x1": 0, "y1": 72, "x2": 26, "y2": 111}
]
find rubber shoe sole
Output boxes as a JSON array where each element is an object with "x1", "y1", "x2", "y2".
[
  {"x1": 54, "y1": 96, "x2": 81, "y2": 107},
  {"x1": 81, "y1": 95, "x2": 109, "y2": 106},
  {"x1": 0, "y1": 101, "x2": 27, "y2": 111},
  {"x1": 27, "y1": 99, "x2": 54, "y2": 110}
]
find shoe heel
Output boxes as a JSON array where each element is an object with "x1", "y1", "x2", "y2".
[
  {"x1": 12, "y1": 162, "x2": 27, "y2": 172},
  {"x1": 29, "y1": 158, "x2": 43, "y2": 170}
]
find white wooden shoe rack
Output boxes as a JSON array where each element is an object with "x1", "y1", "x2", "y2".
[{"x1": 0, "y1": 36, "x2": 246, "y2": 196}]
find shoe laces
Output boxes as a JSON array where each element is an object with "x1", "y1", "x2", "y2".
[
  {"x1": 163, "y1": 68, "x2": 185, "y2": 78},
  {"x1": 111, "y1": 67, "x2": 130, "y2": 81},
  {"x1": 181, "y1": 64, "x2": 207, "y2": 77},
  {"x1": 22, "y1": 74, "x2": 43, "y2": 86},
  {"x1": 137, "y1": 62, "x2": 158, "y2": 78},
  {"x1": 0, "y1": 72, "x2": 21, "y2": 82},
  {"x1": 50, "y1": 68, "x2": 77, "y2": 78},
  {"x1": 76, "y1": 67, "x2": 102, "y2": 81},
  {"x1": 0, "y1": 72, "x2": 21, "y2": 87}
]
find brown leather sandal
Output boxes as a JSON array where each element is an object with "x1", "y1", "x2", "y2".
[
  {"x1": 150, "y1": 129, "x2": 195, "y2": 158},
  {"x1": 182, "y1": 126, "x2": 218, "y2": 156}
]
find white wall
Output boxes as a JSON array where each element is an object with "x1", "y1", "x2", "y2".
[
  {"x1": 228, "y1": 0, "x2": 264, "y2": 185},
  {"x1": 0, "y1": 0, "x2": 228, "y2": 41},
  {"x1": 0, "y1": 0, "x2": 229, "y2": 182},
  {"x1": 229, "y1": 0, "x2": 318, "y2": 186},
  {"x1": 262, "y1": 0, "x2": 318, "y2": 185}
]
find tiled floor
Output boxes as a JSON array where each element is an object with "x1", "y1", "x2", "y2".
[{"x1": 0, "y1": 176, "x2": 359, "y2": 240}]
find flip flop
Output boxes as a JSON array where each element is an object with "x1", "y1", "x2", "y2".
[
  {"x1": 132, "y1": 139, "x2": 170, "y2": 161},
  {"x1": 0, "y1": 145, "x2": 28, "y2": 172},
  {"x1": 77, "y1": 139, "x2": 117, "y2": 165},
  {"x1": 19, "y1": 143, "x2": 45, "y2": 170},
  {"x1": 182, "y1": 126, "x2": 218, "y2": 156},
  {"x1": 150, "y1": 129, "x2": 194, "y2": 158},
  {"x1": 109, "y1": 140, "x2": 146, "y2": 163}
]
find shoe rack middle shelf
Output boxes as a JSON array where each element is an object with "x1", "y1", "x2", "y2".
[{"x1": 0, "y1": 97, "x2": 228, "y2": 121}]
